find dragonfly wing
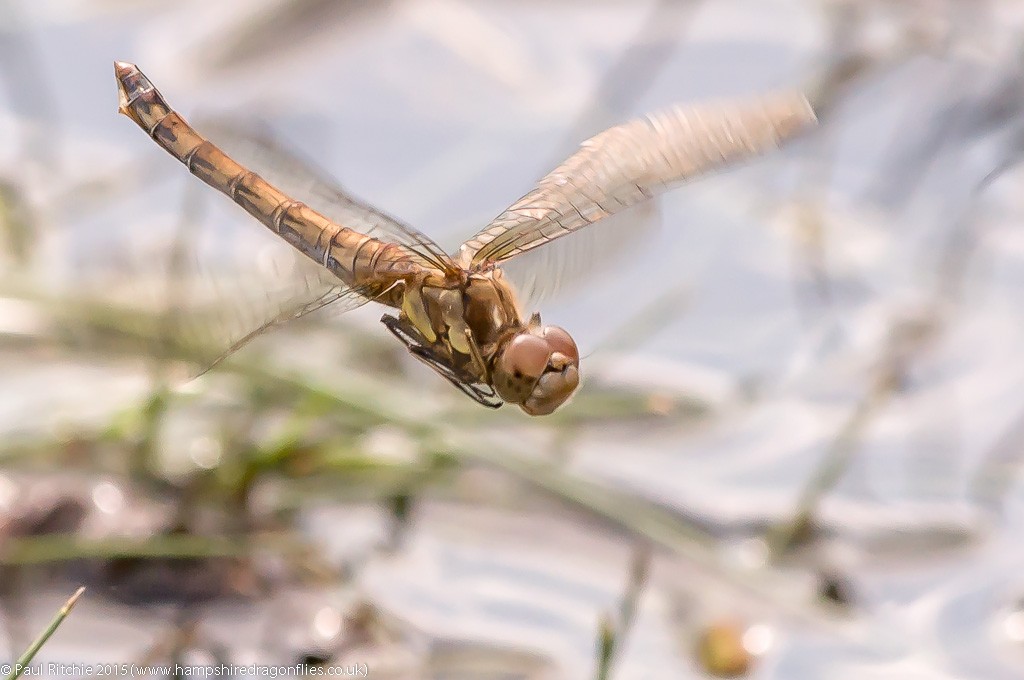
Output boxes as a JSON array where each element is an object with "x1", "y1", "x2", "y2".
[
  {"x1": 156, "y1": 115, "x2": 444, "y2": 375},
  {"x1": 168, "y1": 227, "x2": 387, "y2": 372},
  {"x1": 195, "y1": 116, "x2": 457, "y2": 273},
  {"x1": 93, "y1": 213, "x2": 383, "y2": 375},
  {"x1": 193, "y1": 281, "x2": 382, "y2": 375},
  {"x1": 498, "y1": 198, "x2": 662, "y2": 310},
  {"x1": 459, "y1": 92, "x2": 816, "y2": 268}
]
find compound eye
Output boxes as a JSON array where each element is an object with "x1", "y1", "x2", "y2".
[
  {"x1": 498, "y1": 334, "x2": 551, "y2": 381},
  {"x1": 540, "y1": 326, "x2": 579, "y2": 365}
]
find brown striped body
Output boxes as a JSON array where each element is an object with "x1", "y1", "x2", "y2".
[
  {"x1": 114, "y1": 62, "x2": 525, "y2": 398},
  {"x1": 115, "y1": 63, "x2": 423, "y2": 298}
]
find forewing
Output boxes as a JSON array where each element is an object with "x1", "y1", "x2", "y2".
[
  {"x1": 498, "y1": 198, "x2": 662, "y2": 310},
  {"x1": 459, "y1": 92, "x2": 816, "y2": 268},
  {"x1": 196, "y1": 117, "x2": 456, "y2": 273}
]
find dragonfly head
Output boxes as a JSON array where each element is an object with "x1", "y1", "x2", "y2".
[{"x1": 492, "y1": 320, "x2": 580, "y2": 416}]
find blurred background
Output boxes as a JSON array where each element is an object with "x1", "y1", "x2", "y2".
[{"x1": 1, "y1": 0, "x2": 1024, "y2": 677}]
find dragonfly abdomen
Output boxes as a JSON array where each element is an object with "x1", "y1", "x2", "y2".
[{"x1": 115, "y1": 61, "x2": 415, "y2": 291}]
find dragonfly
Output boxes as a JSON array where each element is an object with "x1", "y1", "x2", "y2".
[{"x1": 114, "y1": 61, "x2": 816, "y2": 415}]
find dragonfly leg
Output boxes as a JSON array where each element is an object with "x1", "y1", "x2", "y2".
[
  {"x1": 381, "y1": 313, "x2": 428, "y2": 350},
  {"x1": 381, "y1": 314, "x2": 502, "y2": 409},
  {"x1": 409, "y1": 344, "x2": 501, "y2": 408},
  {"x1": 463, "y1": 327, "x2": 489, "y2": 380}
]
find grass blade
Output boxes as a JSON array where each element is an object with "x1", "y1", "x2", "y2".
[{"x1": 6, "y1": 587, "x2": 85, "y2": 680}]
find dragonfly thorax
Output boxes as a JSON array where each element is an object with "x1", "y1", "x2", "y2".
[
  {"x1": 400, "y1": 269, "x2": 520, "y2": 372},
  {"x1": 396, "y1": 269, "x2": 580, "y2": 414}
]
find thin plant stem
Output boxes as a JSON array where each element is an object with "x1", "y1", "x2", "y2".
[
  {"x1": 6, "y1": 587, "x2": 85, "y2": 680},
  {"x1": 595, "y1": 546, "x2": 651, "y2": 680}
]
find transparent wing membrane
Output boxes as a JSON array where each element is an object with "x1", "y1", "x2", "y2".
[
  {"x1": 460, "y1": 93, "x2": 816, "y2": 268},
  {"x1": 499, "y1": 198, "x2": 662, "y2": 310},
  {"x1": 194, "y1": 282, "x2": 378, "y2": 375},
  {"x1": 131, "y1": 116, "x2": 452, "y2": 374},
  {"x1": 195, "y1": 117, "x2": 455, "y2": 273},
  {"x1": 163, "y1": 229, "x2": 377, "y2": 373}
]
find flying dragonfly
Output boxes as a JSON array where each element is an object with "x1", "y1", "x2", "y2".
[{"x1": 114, "y1": 61, "x2": 816, "y2": 415}]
